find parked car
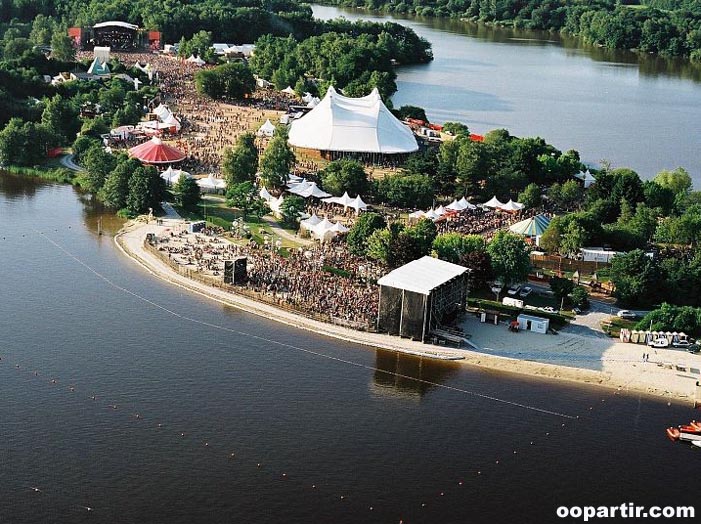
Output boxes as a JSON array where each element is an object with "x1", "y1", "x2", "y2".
[
  {"x1": 672, "y1": 340, "x2": 693, "y2": 349},
  {"x1": 507, "y1": 284, "x2": 522, "y2": 296},
  {"x1": 538, "y1": 306, "x2": 558, "y2": 314},
  {"x1": 687, "y1": 344, "x2": 700, "y2": 354},
  {"x1": 617, "y1": 310, "x2": 637, "y2": 319},
  {"x1": 648, "y1": 338, "x2": 669, "y2": 348},
  {"x1": 519, "y1": 286, "x2": 533, "y2": 298}
]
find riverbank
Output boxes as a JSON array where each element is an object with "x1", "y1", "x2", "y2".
[{"x1": 115, "y1": 219, "x2": 701, "y2": 404}]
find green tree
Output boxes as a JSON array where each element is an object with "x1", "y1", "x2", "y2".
[
  {"x1": 195, "y1": 62, "x2": 255, "y2": 100},
  {"x1": 172, "y1": 176, "x2": 200, "y2": 211},
  {"x1": 654, "y1": 167, "x2": 692, "y2": 196},
  {"x1": 127, "y1": 165, "x2": 163, "y2": 214},
  {"x1": 374, "y1": 173, "x2": 434, "y2": 209},
  {"x1": 41, "y1": 94, "x2": 79, "y2": 144},
  {"x1": 486, "y1": 231, "x2": 531, "y2": 287},
  {"x1": 227, "y1": 181, "x2": 259, "y2": 220},
  {"x1": 549, "y1": 276, "x2": 575, "y2": 306},
  {"x1": 442, "y1": 122, "x2": 469, "y2": 136},
  {"x1": 320, "y1": 159, "x2": 370, "y2": 196},
  {"x1": 80, "y1": 145, "x2": 117, "y2": 193},
  {"x1": 346, "y1": 212, "x2": 386, "y2": 256},
  {"x1": 367, "y1": 228, "x2": 393, "y2": 264},
  {"x1": 570, "y1": 286, "x2": 590, "y2": 309},
  {"x1": 80, "y1": 118, "x2": 110, "y2": 139},
  {"x1": 222, "y1": 132, "x2": 258, "y2": 186},
  {"x1": 432, "y1": 233, "x2": 486, "y2": 263},
  {"x1": 259, "y1": 135, "x2": 294, "y2": 191},
  {"x1": 518, "y1": 183, "x2": 542, "y2": 209},
  {"x1": 50, "y1": 31, "x2": 76, "y2": 62},
  {"x1": 99, "y1": 158, "x2": 136, "y2": 209},
  {"x1": 609, "y1": 249, "x2": 663, "y2": 307},
  {"x1": 560, "y1": 220, "x2": 587, "y2": 258},
  {"x1": 0, "y1": 118, "x2": 52, "y2": 166},
  {"x1": 395, "y1": 105, "x2": 427, "y2": 122},
  {"x1": 30, "y1": 15, "x2": 55, "y2": 46},
  {"x1": 279, "y1": 195, "x2": 306, "y2": 226}
]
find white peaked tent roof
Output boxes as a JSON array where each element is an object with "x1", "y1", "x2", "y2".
[
  {"x1": 196, "y1": 174, "x2": 226, "y2": 190},
  {"x1": 268, "y1": 194, "x2": 284, "y2": 213},
  {"x1": 282, "y1": 86, "x2": 296, "y2": 95},
  {"x1": 289, "y1": 181, "x2": 331, "y2": 199},
  {"x1": 302, "y1": 92, "x2": 314, "y2": 103},
  {"x1": 446, "y1": 199, "x2": 463, "y2": 211},
  {"x1": 408, "y1": 210, "x2": 425, "y2": 219},
  {"x1": 459, "y1": 196, "x2": 476, "y2": 210},
  {"x1": 160, "y1": 166, "x2": 191, "y2": 184},
  {"x1": 424, "y1": 208, "x2": 440, "y2": 220},
  {"x1": 350, "y1": 195, "x2": 367, "y2": 212},
  {"x1": 330, "y1": 222, "x2": 349, "y2": 233},
  {"x1": 377, "y1": 256, "x2": 469, "y2": 295},
  {"x1": 287, "y1": 173, "x2": 304, "y2": 183},
  {"x1": 484, "y1": 196, "x2": 505, "y2": 208},
  {"x1": 288, "y1": 86, "x2": 419, "y2": 154},
  {"x1": 435, "y1": 205, "x2": 446, "y2": 216},
  {"x1": 300, "y1": 213, "x2": 322, "y2": 231},
  {"x1": 258, "y1": 119, "x2": 275, "y2": 135},
  {"x1": 323, "y1": 191, "x2": 353, "y2": 207},
  {"x1": 259, "y1": 186, "x2": 272, "y2": 202},
  {"x1": 501, "y1": 199, "x2": 525, "y2": 211}
]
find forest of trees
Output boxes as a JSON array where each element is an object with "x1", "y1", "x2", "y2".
[{"x1": 321, "y1": 1, "x2": 701, "y2": 59}]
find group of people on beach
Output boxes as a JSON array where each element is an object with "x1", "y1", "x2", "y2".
[{"x1": 154, "y1": 231, "x2": 383, "y2": 329}]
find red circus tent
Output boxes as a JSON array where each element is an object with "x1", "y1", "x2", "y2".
[{"x1": 128, "y1": 136, "x2": 186, "y2": 164}]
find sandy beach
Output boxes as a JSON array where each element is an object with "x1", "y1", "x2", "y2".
[{"x1": 115, "y1": 219, "x2": 701, "y2": 404}]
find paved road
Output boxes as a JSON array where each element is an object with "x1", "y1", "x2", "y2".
[{"x1": 59, "y1": 154, "x2": 83, "y2": 172}]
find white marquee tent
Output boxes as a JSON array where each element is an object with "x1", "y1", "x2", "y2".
[
  {"x1": 160, "y1": 166, "x2": 192, "y2": 185},
  {"x1": 288, "y1": 86, "x2": 418, "y2": 155},
  {"x1": 483, "y1": 196, "x2": 505, "y2": 209},
  {"x1": 196, "y1": 174, "x2": 226, "y2": 192},
  {"x1": 258, "y1": 119, "x2": 276, "y2": 137}
]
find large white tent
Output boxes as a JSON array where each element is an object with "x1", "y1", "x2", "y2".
[{"x1": 288, "y1": 86, "x2": 418, "y2": 155}]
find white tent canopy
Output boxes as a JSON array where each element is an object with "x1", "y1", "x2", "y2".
[
  {"x1": 282, "y1": 86, "x2": 296, "y2": 95},
  {"x1": 288, "y1": 86, "x2": 418, "y2": 154},
  {"x1": 259, "y1": 186, "x2": 272, "y2": 202},
  {"x1": 483, "y1": 196, "x2": 505, "y2": 208},
  {"x1": 424, "y1": 208, "x2": 440, "y2": 220},
  {"x1": 349, "y1": 195, "x2": 367, "y2": 213},
  {"x1": 459, "y1": 196, "x2": 476, "y2": 210},
  {"x1": 500, "y1": 199, "x2": 525, "y2": 211},
  {"x1": 187, "y1": 55, "x2": 206, "y2": 66},
  {"x1": 300, "y1": 213, "x2": 322, "y2": 231},
  {"x1": 257, "y1": 119, "x2": 276, "y2": 137},
  {"x1": 288, "y1": 181, "x2": 331, "y2": 199},
  {"x1": 435, "y1": 205, "x2": 446, "y2": 216},
  {"x1": 196, "y1": 174, "x2": 226, "y2": 192},
  {"x1": 576, "y1": 169, "x2": 596, "y2": 188},
  {"x1": 160, "y1": 166, "x2": 192, "y2": 185},
  {"x1": 330, "y1": 222, "x2": 349, "y2": 233},
  {"x1": 408, "y1": 210, "x2": 425, "y2": 220},
  {"x1": 268, "y1": 195, "x2": 284, "y2": 213}
]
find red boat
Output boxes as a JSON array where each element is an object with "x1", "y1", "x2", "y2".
[{"x1": 667, "y1": 427, "x2": 680, "y2": 441}]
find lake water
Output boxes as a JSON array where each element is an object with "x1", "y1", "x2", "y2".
[
  {"x1": 313, "y1": 4, "x2": 701, "y2": 186},
  {"x1": 1, "y1": 174, "x2": 700, "y2": 523}
]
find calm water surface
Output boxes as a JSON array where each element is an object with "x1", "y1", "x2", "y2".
[
  {"x1": 313, "y1": 5, "x2": 701, "y2": 185},
  {"x1": 0, "y1": 173, "x2": 699, "y2": 523}
]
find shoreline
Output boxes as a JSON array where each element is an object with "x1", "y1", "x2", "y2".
[{"x1": 114, "y1": 219, "x2": 700, "y2": 405}]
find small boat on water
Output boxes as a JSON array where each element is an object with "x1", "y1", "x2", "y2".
[{"x1": 666, "y1": 422, "x2": 701, "y2": 444}]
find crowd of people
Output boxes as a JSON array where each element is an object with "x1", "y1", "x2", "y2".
[
  {"x1": 152, "y1": 230, "x2": 381, "y2": 329},
  {"x1": 435, "y1": 207, "x2": 546, "y2": 239}
]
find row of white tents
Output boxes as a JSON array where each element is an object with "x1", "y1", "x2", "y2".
[
  {"x1": 409, "y1": 196, "x2": 525, "y2": 221},
  {"x1": 322, "y1": 191, "x2": 368, "y2": 214}
]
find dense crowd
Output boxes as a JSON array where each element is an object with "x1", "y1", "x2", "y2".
[
  {"x1": 154, "y1": 231, "x2": 381, "y2": 329},
  {"x1": 435, "y1": 207, "x2": 545, "y2": 240}
]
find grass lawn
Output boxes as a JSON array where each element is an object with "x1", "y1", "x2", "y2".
[{"x1": 171, "y1": 197, "x2": 304, "y2": 252}]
